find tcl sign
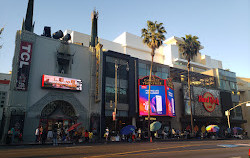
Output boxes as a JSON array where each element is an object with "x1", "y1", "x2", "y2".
[
  {"x1": 16, "y1": 41, "x2": 33, "y2": 91},
  {"x1": 198, "y1": 92, "x2": 219, "y2": 112}
]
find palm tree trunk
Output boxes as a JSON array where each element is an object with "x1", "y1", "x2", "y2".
[
  {"x1": 187, "y1": 61, "x2": 194, "y2": 136},
  {"x1": 148, "y1": 50, "x2": 154, "y2": 140}
]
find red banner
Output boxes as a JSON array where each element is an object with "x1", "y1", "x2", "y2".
[{"x1": 16, "y1": 41, "x2": 33, "y2": 91}]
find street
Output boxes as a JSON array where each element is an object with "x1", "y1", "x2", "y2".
[{"x1": 0, "y1": 139, "x2": 249, "y2": 158}]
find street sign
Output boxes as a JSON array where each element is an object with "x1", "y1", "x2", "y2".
[
  {"x1": 225, "y1": 110, "x2": 229, "y2": 116},
  {"x1": 145, "y1": 117, "x2": 156, "y2": 120}
]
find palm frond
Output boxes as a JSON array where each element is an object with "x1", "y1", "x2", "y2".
[{"x1": 178, "y1": 34, "x2": 201, "y2": 61}]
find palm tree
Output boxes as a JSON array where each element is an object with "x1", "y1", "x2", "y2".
[
  {"x1": 0, "y1": 27, "x2": 4, "y2": 49},
  {"x1": 178, "y1": 34, "x2": 201, "y2": 135},
  {"x1": 141, "y1": 21, "x2": 166, "y2": 139}
]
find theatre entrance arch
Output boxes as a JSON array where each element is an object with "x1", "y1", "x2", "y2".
[{"x1": 39, "y1": 100, "x2": 77, "y2": 132}]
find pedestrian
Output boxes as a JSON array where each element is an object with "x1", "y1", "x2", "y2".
[
  {"x1": 137, "y1": 128, "x2": 142, "y2": 140},
  {"x1": 88, "y1": 131, "x2": 93, "y2": 142},
  {"x1": 18, "y1": 133, "x2": 23, "y2": 143},
  {"x1": 162, "y1": 130, "x2": 167, "y2": 140},
  {"x1": 35, "y1": 127, "x2": 39, "y2": 142},
  {"x1": 39, "y1": 126, "x2": 43, "y2": 142},
  {"x1": 47, "y1": 130, "x2": 53, "y2": 141},
  {"x1": 132, "y1": 131, "x2": 136, "y2": 142},
  {"x1": 53, "y1": 129, "x2": 58, "y2": 146},
  {"x1": 42, "y1": 130, "x2": 47, "y2": 144},
  {"x1": 85, "y1": 130, "x2": 89, "y2": 142},
  {"x1": 105, "y1": 127, "x2": 109, "y2": 142},
  {"x1": 10, "y1": 127, "x2": 15, "y2": 144}
]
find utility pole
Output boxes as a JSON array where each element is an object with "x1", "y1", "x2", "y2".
[{"x1": 114, "y1": 60, "x2": 118, "y2": 134}]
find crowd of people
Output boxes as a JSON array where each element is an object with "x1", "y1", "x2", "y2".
[
  {"x1": 34, "y1": 126, "x2": 95, "y2": 145},
  {"x1": 6, "y1": 125, "x2": 248, "y2": 145},
  {"x1": 104, "y1": 127, "x2": 249, "y2": 142},
  {"x1": 6, "y1": 127, "x2": 23, "y2": 144}
]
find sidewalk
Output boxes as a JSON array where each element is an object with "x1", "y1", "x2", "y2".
[{"x1": 1, "y1": 137, "x2": 248, "y2": 147}]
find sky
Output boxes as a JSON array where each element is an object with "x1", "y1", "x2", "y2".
[{"x1": 0, "y1": 0, "x2": 249, "y2": 77}]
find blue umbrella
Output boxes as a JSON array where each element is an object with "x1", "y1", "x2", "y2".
[
  {"x1": 150, "y1": 121, "x2": 162, "y2": 131},
  {"x1": 233, "y1": 127, "x2": 243, "y2": 131},
  {"x1": 120, "y1": 125, "x2": 136, "y2": 135}
]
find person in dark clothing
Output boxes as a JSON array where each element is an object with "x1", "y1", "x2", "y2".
[
  {"x1": 53, "y1": 130, "x2": 58, "y2": 146},
  {"x1": 42, "y1": 130, "x2": 47, "y2": 144}
]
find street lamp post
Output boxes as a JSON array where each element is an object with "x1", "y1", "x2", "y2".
[
  {"x1": 114, "y1": 60, "x2": 129, "y2": 134},
  {"x1": 225, "y1": 101, "x2": 250, "y2": 129},
  {"x1": 114, "y1": 60, "x2": 118, "y2": 134}
]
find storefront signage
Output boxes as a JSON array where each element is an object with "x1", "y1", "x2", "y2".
[
  {"x1": 16, "y1": 41, "x2": 33, "y2": 91},
  {"x1": 139, "y1": 76, "x2": 164, "y2": 85},
  {"x1": 95, "y1": 43, "x2": 102, "y2": 102},
  {"x1": 42, "y1": 75, "x2": 82, "y2": 91},
  {"x1": 138, "y1": 76, "x2": 176, "y2": 117},
  {"x1": 198, "y1": 92, "x2": 219, "y2": 112}
]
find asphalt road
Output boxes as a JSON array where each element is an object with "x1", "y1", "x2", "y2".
[{"x1": 0, "y1": 139, "x2": 250, "y2": 158}]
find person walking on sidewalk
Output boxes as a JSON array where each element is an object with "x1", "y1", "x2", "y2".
[
  {"x1": 10, "y1": 127, "x2": 15, "y2": 144},
  {"x1": 105, "y1": 127, "x2": 109, "y2": 142},
  {"x1": 35, "y1": 127, "x2": 39, "y2": 142}
]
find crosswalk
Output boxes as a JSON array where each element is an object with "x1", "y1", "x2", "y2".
[{"x1": 217, "y1": 143, "x2": 250, "y2": 148}]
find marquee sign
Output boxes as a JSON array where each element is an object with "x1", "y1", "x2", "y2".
[
  {"x1": 198, "y1": 92, "x2": 219, "y2": 112},
  {"x1": 138, "y1": 76, "x2": 176, "y2": 117},
  {"x1": 95, "y1": 43, "x2": 102, "y2": 102},
  {"x1": 16, "y1": 41, "x2": 33, "y2": 91},
  {"x1": 42, "y1": 75, "x2": 82, "y2": 91}
]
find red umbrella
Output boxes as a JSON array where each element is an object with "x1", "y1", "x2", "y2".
[{"x1": 67, "y1": 123, "x2": 82, "y2": 132}]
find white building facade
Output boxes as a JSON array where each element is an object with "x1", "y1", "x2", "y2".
[{"x1": 65, "y1": 31, "x2": 223, "y2": 72}]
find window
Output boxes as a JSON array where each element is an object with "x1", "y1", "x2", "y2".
[
  {"x1": 139, "y1": 63, "x2": 146, "y2": 69},
  {"x1": 230, "y1": 82, "x2": 236, "y2": 90},
  {"x1": 105, "y1": 56, "x2": 129, "y2": 105},
  {"x1": 138, "y1": 62, "x2": 169, "y2": 79},
  {"x1": 139, "y1": 68, "x2": 146, "y2": 78},
  {"x1": 220, "y1": 79, "x2": 225, "y2": 89},
  {"x1": 225, "y1": 81, "x2": 230, "y2": 91},
  {"x1": 235, "y1": 106, "x2": 242, "y2": 117},
  {"x1": 106, "y1": 62, "x2": 115, "y2": 78}
]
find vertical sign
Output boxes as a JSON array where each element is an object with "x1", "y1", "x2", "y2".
[
  {"x1": 95, "y1": 43, "x2": 102, "y2": 102},
  {"x1": 16, "y1": 41, "x2": 33, "y2": 91},
  {"x1": 166, "y1": 78, "x2": 176, "y2": 117}
]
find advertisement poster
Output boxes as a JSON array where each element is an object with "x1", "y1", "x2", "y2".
[
  {"x1": 16, "y1": 41, "x2": 33, "y2": 91},
  {"x1": 42, "y1": 75, "x2": 82, "y2": 91},
  {"x1": 138, "y1": 76, "x2": 176, "y2": 117},
  {"x1": 166, "y1": 87, "x2": 176, "y2": 116},
  {"x1": 139, "y1": 85, "x2": 167, "y2": 116}
]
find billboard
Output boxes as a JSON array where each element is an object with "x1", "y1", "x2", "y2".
[
  {"x1": 138, "y1": 76, "x2": 175, "y2": 117},
  {"x1": 16, "y1": 41, "x2": 33, "y2": 91},
  {"x1": 166, "y1": 86, "x2": 176, "y2": 116},
  {"x1": 42, "y1": 75, "x2": 82, "y2": 91}
]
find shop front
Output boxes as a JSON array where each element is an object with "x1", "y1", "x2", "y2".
[
  {"x1": 137, "y1": 76, "x2": 176, "y2": 137},
  {"x1": 38, "y1": 100, "x2": 77, "y2": 142},
  {"x1": 182, "y1": 85, "x2": 223, "y2": 136}
]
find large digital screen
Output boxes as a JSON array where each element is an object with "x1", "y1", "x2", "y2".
[
  {"x1": 166, "y1": 87, "x2": 176, "y2": 116},
  {"x1": 42, "y1": 75, "x2": 82, "y2": 91},
  {"x1": 139, "y1": 85, "x2": 167, "y2": 116}
]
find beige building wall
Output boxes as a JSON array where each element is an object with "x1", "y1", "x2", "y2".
[{"x1": 237, "y1": 77, "x2": 250, "y2": 137}]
